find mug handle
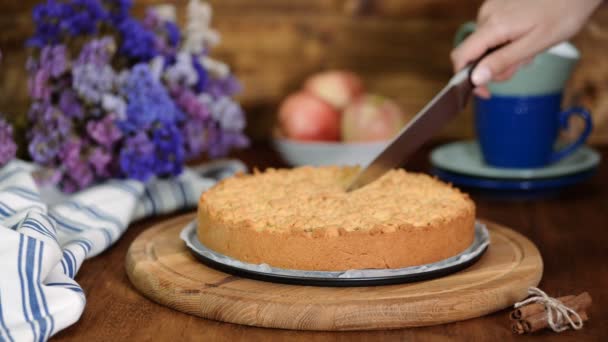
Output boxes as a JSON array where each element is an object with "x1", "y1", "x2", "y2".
[
  {"x1": 454, "y1": 21, "x2": 476, "y2": 47},
  {"x1": 550, "y1": 107, "x2": 593, "y2": 163}
]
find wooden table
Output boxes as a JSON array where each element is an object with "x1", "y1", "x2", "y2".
[{"x1": 54, "y1": 142, "x2": 608, "y2": 341}]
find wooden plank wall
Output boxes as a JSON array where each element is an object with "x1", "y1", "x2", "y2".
[{"x1": 0, "y1": 0, "x2": 606, "y2": 144}]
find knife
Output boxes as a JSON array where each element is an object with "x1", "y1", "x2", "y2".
[{"x1": 346, "y1": 54, "x2": 492, "y2": 191}]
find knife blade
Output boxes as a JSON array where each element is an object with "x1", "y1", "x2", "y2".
[{"x1": 346, "y1": 67, "x2": 473, "y2": 191}]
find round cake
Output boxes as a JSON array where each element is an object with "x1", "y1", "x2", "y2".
[{"x1": 197, "y1": 166, "x2": 476, "y2": 271}]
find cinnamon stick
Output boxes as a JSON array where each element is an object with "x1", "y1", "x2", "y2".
[
  {"x1": 572, "y1": 292, "x2": 592, "y2": 311},
  {"x1": 512, "y1": 293, "x2": 592, "y2": 334},
  {"x1": 511, "y1": 320, "x2": 525, "y2": 334},
  {"x1": 510, "y1": 295, "x2": 575, "y2": 320},
  {"x1": 514, "y1": 310, "x2": 589, "y2": 334}
]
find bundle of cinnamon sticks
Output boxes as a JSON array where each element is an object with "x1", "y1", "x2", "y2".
[{"x1": 509, "y1": 292, "x2": 592, "y2": 334}]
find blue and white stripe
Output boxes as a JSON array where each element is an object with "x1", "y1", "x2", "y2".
[{"x1": 0, "y1": 159, "x2": 246, "y2": 341}]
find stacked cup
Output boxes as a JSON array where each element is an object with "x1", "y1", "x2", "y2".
[{"x1": 430, "y1": 22, "x2": 601, "y2": 198}]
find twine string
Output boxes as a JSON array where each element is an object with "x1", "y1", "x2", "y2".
[{"x1": 514, "y1": 287, "x2": 584, "y2": 332}]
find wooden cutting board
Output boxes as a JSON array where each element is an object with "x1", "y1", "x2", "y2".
[{"x1": 125, "y1": 213, "x2": 543, "y2": 331}]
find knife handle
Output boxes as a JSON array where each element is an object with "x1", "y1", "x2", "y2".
[{"x1": 466, "y1": 44, "x2": 505, "y2": 86}]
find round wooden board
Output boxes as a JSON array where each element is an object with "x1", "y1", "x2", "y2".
[{"x1": 126, "y1": 213, "x2": 543, "y2": 331}]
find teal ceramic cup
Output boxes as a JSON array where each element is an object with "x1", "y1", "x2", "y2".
[{"x1": 454, "y1": 22, "x2": 593, "y2": 168}]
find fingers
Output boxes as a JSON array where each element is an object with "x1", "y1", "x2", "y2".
[
  {"x1": 491, "y1": 57, "x2": 534, "y2": 82},
  {"x1": 472, "y1": 62, "x2": 522, "y2": 98},
  {"x1": 521, "y1": 56, "x2": 534, "y2": 66},
  {"x1": 470, "y1": 46, "x2": 535, "y2": 97},
  {"x1": 450, "y1": 28, "x2": 490, "y2": 72},
  {"x1": 450, "y1": 22, "x2": 511, "y2": 72},
  {"x1": 493, "y1": 64, "x2": 520, "y2": 81},
  {"x1": 477, "y1": 0, "x2": 497, "y2": 24},
  {"x1": 472, "y1": 31, "x2": 546, "y2": 87}
]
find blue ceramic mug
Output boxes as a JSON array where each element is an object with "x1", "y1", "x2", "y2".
[
  {"x1": 475, "y1": 96, "x2": 592, "y2": 168},
  {"x1": 456, "y1": 22, "x2": 593, "y2": 168}
]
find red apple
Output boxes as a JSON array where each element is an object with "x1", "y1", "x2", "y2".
[
  {"x1": 278, "y1": 91, "x2": 341, "y2": 141},
  {"x1": 304, "y1": 70, "x2": 364, "y2": 110},
  {"x1": 341, "y1": 95, "x2": 408, "y2": 142}
]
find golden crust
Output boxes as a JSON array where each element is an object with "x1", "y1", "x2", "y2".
[{"x1": 198, "y1": 166, "x2": 476, "y2": 271}]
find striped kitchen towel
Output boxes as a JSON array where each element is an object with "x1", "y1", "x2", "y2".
[{"x1": 0, "y1": 159, "x2": 246, "y2": 341}]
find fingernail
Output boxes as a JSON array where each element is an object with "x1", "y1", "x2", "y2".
[
  {"x1": 473, "y1": 87, "x2": 491, "y2": 99},
  {"x1": 471, "y1": 66, "x2": 492, "y2": 86}
]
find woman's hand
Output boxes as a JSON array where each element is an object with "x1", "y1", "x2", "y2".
[{"x1": 451, "y1": 0, "x2": 603, "y2": 98}]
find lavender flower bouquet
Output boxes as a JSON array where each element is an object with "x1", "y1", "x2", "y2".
[{"x1": 26, "y1": 0, "x2": 248, "y2": 192}]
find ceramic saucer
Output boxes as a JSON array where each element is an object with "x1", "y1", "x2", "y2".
[
  {"x1": 431, "y1": 167, "x2": 597, "y2": 191},
  {"x1": 430, "y1": 141, "x2": 600, "y2": 180}
]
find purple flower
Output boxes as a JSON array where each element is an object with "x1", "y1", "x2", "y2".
[
  {"x1": 0, "y1": 117, "x2": 17, "y2": 166},
  {"x1": 191, "y1": 55, "x2": 208, "y2": 93},
  {"x1": 28, "y1": 67, "x2": 51, "y2": 101},
  {"x1": 143, "y1": 9, "x2": 180, "y2": 59},
  {"x1": 73, "y1": 39, "x2": 117, "y2": 104},
  {"x1": 102, "y1": 0, "x2": 132, "y2": 24},
  {"x1": 62, "y1": 0, "x2": 107, "y2": 36},
  {"x1": 55, "y1": 137, "x2": 96, "y2": 191},
  {"x1": 28, "y1": 0, "x2": 106, "y2": 46},
  {"x1": 101, "y1": 94, "x2": 126, "y2": 119},
  {"x1": 40, "y1": 105, "x2": 72, "y2": 135},
  {"x1": 76, "y1": 36, "x2": 115, "y2": 66},
  {"x1": 172, "y1": 87, "x2": 210, "y2": 120},
  {"x1": 89, "y1": 147, "x2": 112, "y2": 177},
  {"x1": 181, "y1": 117, "x2": 207, "y2": 160},
  {"x1": 27, "y1": 102, "x2": 43, "y2": 122},
  {"x1": 118, "y1": 18, "x2": 157, "y2": 62},
  {"x1": 59, "y1": 137, "x2": 83, "y2": 166},
  {"x1": 58, "y1": 90, "x2": 84, "y2": 119},
  {"x1": 152, "y1": 123, "x2": 184, "y2": 176},
  {"x1": 119, "y1": 63, "x2": 181, "y2": 132},
  {"x1": 28, "y1": 0, "x2": 71, "y2": 46},
  {"x1": 64, "y1": 158, "x2": 95, "y2": 191},
  {"x1": 142, "y1": 8, "x2": 160, "y2": 29},
  {"x1": 206, "y1": 75, "x2": 242, "y2": 98},
  {"x1": 40, "y1": 45, "x2": 68, "y2": 77},
  {"x1": 209, "y1": 96, "x2": 246, "y2": 131},
  {"x1": 86, "y1": 115, "x2": 122, "y2": 147},
  {"x1": 27, "y1": 101, "x2": 73, "y2": 165},
  {"x1": 27, "y1": 45, "x2": 68, "y2": 101},
  {"x1": 29, "y1": 102, "x2": 72, "y2": 135},
  {"x1": 165, "y1": 21, "x2": 181, "y2": 48},
  {"x1": 164, "y1": 53, "x2": 198, "y2": 88},
  {"x1": 119, "y1": 132, "x2": 155, "y2": 181},
  {"x1": 28, "y1": 131, "x2": 61, "y2": 164},
  {"x1": 72, "y1": 62, "x2": 116, "y2": 103}
]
